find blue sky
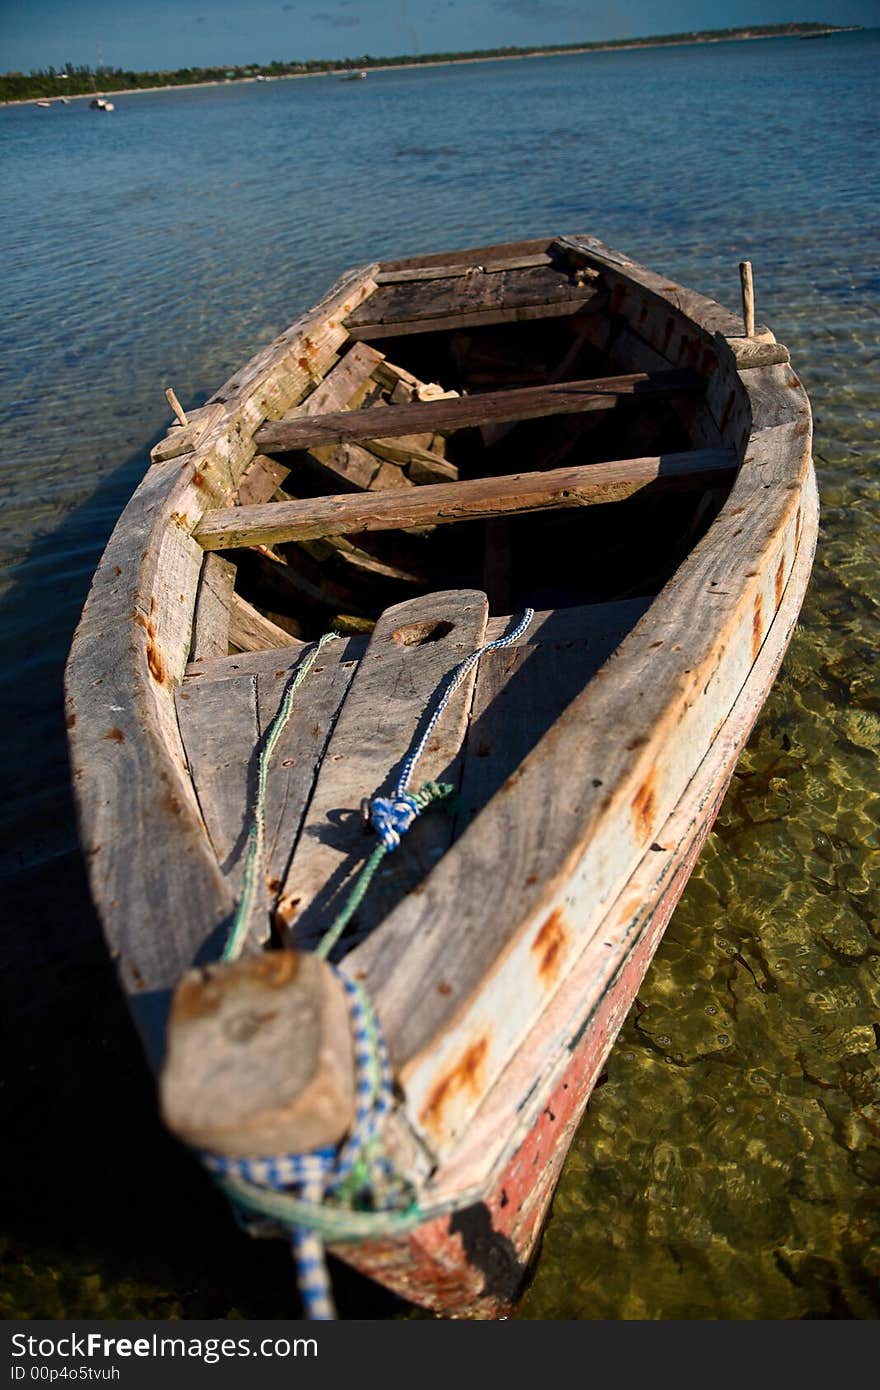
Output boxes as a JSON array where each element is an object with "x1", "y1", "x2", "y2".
[{"x1": 1, "y1": 1, "x2": 876, "y2": 73}]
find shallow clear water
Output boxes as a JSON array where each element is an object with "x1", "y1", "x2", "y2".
[{"x1": 1, "y1": 32, "x2": 877, "y2": 1319}]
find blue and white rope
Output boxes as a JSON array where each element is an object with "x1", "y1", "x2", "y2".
[{"x1": 368, "y1": 607, "x2": 535, "y2": 851}]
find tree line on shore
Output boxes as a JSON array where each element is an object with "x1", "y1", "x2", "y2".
[{"x1": 1, "y1": 24, "x2": 849, "y2": 103}]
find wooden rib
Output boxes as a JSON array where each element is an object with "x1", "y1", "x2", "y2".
[
  {"x1": 236, "y1": 454, "x2": 291, "y2": 506},
  {"x1": 195, "y1": 450, "x2": 736, "y2": 551},
  {"x1": 293, "y1": 341, "x2": 386, "y2": 416},
  {"x1": 189, "y1": 554, "x2": 235, "y2": 661},
  {"x1": 253, "y1": 370, "x2": 703, "y2": 452},
  {"x1": 228, "y1": 592, "x2": 297, "y2": 652}
]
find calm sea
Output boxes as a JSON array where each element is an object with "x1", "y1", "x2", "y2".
[{"x1": 1, "y1": 31, "x2": 878, "y2": 1319}]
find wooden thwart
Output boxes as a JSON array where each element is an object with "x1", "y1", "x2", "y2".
[
  {"x1": 254, "y1": 369, "x2": 703, "y2": 453},
  {"x1": 195, "y1": 449, "x2": 737, "y2": 551},
  {"x1": 374, "y1": 254, "x2": 553, "y2": 284}
]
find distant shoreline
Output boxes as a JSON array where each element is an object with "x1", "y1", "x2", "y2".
[{"x1": 3, "y1": 24, "x2": 864, "y2": 107}]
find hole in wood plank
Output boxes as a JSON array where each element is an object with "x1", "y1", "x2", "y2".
[{"x1": 392, "y1": 619, "x2": 455, "y2": 646}]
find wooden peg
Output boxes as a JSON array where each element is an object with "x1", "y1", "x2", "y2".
[
  {"x1": 165, "y1": 386, "x2": 189, "y2": 427},
  {"x1": 739, "y1": 261, "x2": 755, "y2": 338}
]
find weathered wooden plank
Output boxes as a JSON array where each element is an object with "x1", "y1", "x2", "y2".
[
  {"x1": 457, "y1": 598, "x2": 652, "y2": 832},
  {"x1": 347, "y1": 296, "x2": 598, "y2": 340},
  {"x1": 185, "y1": 637, "x2": 367, "y2": 683},
  {"x1": 175, "y1": 671, "x2": 260, "y2": 898},
  {"x1": 375, "y1": 254, "x2": 552, "y2": 284},
  {"x1": 254, "y1": 370, "x2": 703, "y2": 452},
  {"x1": 346, "y1": 263, "x2": 592, "y2": 333},
  {"x1": 726, "y1": 337, "x2": 790, "y2": 369},
  {"x1": 293, "y1": 341, "x2": 386, "y2": 416},
  {"x1": 367, "y1": 436, "x2": 458, "y2": 482},
  {"x1": 228, "y1": 592, "x2": 298, "y2": 652},
  {"x1": 300, "y1": 441, "x2": 387, "y2": 491},
  {"x1": 256, "y1": 643, "x2": 361, "y2": 896},
  {"x1": 274, "y1": 591, "x2": 489, "y2": 950},
  {"x1": 378, "y1": 236, "x2": 552, "y2": 274},
  {"x1": 195, "y1": 450, "x2": 737, "y2": 552},
  {"x1": 150, "y1": 404, "x2": 226, "y2": 463},
  {"x1": 236, "y1": 454, "x2": 291, "y2": 506},
  {"x1": 189, "y1": 553, "x2": 235, "y2": 661}
]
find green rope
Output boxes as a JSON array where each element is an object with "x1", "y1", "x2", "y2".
[
  {"x1": 314, "y1": 778, "x2": 455, "y2": 961},
  {"x1": 216, "y1": 1173, "x2": 429, "y2": 1243},
  {"x1": 223, "y1": 630, "x2": 341, "y2": 963}
]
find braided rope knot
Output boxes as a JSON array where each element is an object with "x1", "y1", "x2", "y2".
[
  {"x1": 368, "y1": 780, "x2": 454, "y2": 851},
  {"x1": 368, "y1": 793, "x2": 419, "y2": 850}
]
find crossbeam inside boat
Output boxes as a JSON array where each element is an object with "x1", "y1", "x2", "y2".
[
  {"x1": 253, "y1": 368, "x2": 704, "y2": 452},
  {"x1": 194, "y1": 450, "x2": 735, "y2": 551}
]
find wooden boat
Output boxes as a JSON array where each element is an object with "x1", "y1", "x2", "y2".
[{"x1": 65, "y1": 233, "x2": 817, "y2": 1318}]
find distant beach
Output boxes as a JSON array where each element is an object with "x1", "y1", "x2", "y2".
[{"x1": 3, "y1": 24, "x2": 862, "y2": 106}]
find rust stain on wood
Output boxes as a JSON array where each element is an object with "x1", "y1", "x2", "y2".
[
  {"x1": 531, "y1": 907, "x2": 569, "y2": 987},
  {"x1": 103, "y1": 727, "x2": 125, "y2": 743},
  {"x1": 66, "y1": 712, "x2": 76, "y2": 729},
  {"x1": 774, "y1": 553, "x2": 786, "y2": 608},
  {"x1": 632, "y1": 771, "x2": 656, "y2": 840},
  {"x1": 147, "y1": 628, "x2": 166, "y2": 686},
  {"x1": 420, "y1": 1036, "x2": 490, "y2": 1135},
  {"x1": 752, "y1": 592, "x2": 764, "y2": 661}
]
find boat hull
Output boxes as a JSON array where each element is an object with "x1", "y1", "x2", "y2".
[{"x1": 63, "y1": 233, "x2": 818, "y2": 1319}]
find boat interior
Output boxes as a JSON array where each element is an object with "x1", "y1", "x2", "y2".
[{"x1": 174, "y1": 236, "x2": 741, "y2": 955}]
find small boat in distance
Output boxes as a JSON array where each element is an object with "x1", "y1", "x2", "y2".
[
  {"x1": 89, "y1": 96, "x2": 114, "y2": 111},
  {"x1": 66, "y1": 233, "x2": 817, "y2": 1318},
  {"x1": 35, "y1": 99, "x2": 52, "y2": 108},
  {"x1": 339, "y1": 69, "x2": 367, "y2": 81}
]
